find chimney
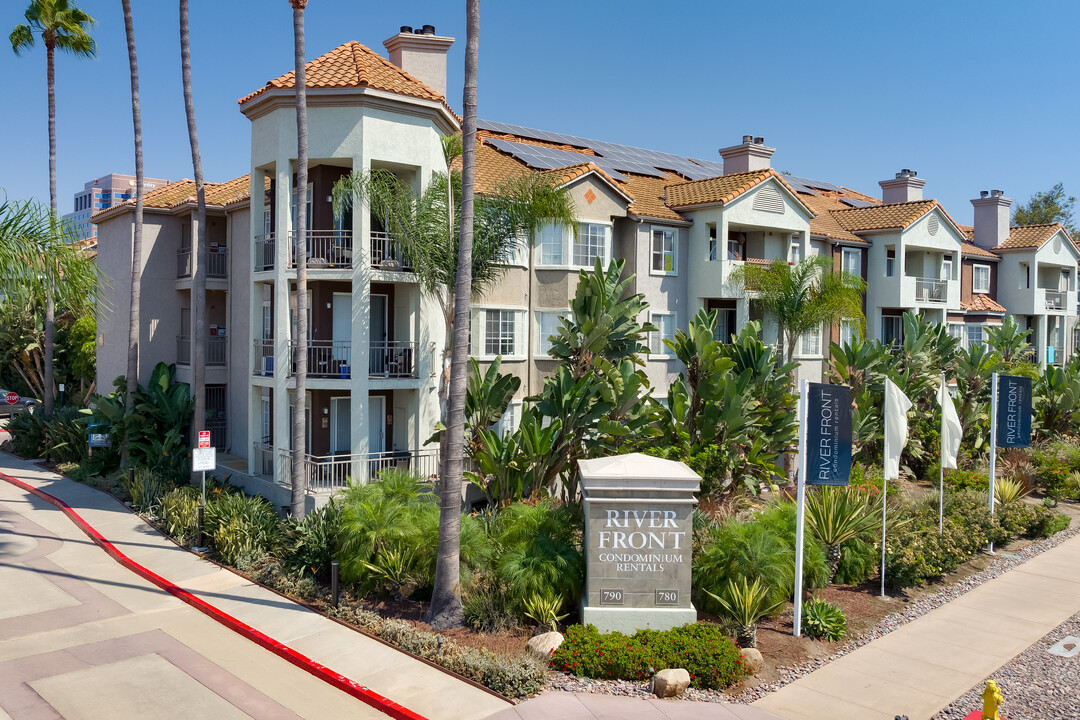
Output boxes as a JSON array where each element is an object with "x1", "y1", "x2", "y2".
[
  {"x1": 971, "y1": 189, "x2": 1012, "y2": 250},
  {"x1": 718, "y1": 135, "x2": 775, "y2": 174},
  {"x1": 383, "y1": 24, "x2": 455, "y2": 98},
  {"x1": 878, "y1": 169, "x2": 926, "y2": 204}
]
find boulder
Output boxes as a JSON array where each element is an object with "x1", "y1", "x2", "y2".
[
  {"x1": 740, "y1": 647, "x2": 764, "y2": 675},
  {"x1": 526, "y1": 631, "x2": 563, "y2": 662},
  {"x1": 652, "y1": 668, "x2": 691, "y2": 698}
]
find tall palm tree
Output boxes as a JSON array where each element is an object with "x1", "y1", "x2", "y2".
[
  {"x1": 428, "y1": 0, "x2": 480, "y2": 630},
  {"x1": 122, "y1": 0, "x2": 144, "y2": 463},
  {"x1": 730, "y1": 255, "x2": 866, "y2": 365},
  {"x1": 289, "y1": 0, "x2": 309, "y2": 519},
  {"x1": 179, "y1": 0, "x2": 208, "y2": 445},
  {"x1": 10, "y1": 0, "x2": 96, "y2": 418}
]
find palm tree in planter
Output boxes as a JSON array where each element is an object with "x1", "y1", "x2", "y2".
[
  {"x1": 706, "y1": 577, "x2": 783, "y2": 649},
  {"x1": 122, "y1": 0, "x2": 144, "y2": 464},
  {"x1": 10, "y1": 0, "x2": 96, "y2": 418},
  {"x1": 729, "y1": 255, "x2": 866, "y2": 366}
]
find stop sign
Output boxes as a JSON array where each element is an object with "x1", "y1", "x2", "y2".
[{"x1": 5, "y1": 392, "x2": 19, "y2": 405}]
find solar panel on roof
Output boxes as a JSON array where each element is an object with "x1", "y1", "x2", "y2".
[
  {"x1": 840, "y1": 198, "x2": 877, "y2": 208},
  {"x1": 787, "y1": 175, "x2": 842, "y2": 192}
]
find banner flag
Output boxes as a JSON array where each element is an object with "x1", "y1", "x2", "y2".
[
  {"x1": 938, "y1": 380, "x2": 962, "y2": 470},
  {"x1": 883, "y1": 378, "x2": 913, "y2": 481},
  {"x1": 996, "y1": 375, "x2": 1032, "y2": 448},
  {"x1": 806, "y1": 383, "x2": 852, "y2": 486}
]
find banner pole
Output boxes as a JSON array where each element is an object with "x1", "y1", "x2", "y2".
[
  {"x1": 939, "y1": 371, "x2": 945, "y2": 535},
  {"x1": 793, "y1": 378, "x2": 808, "y2": 638},
  {"x1": 988, "y1": 372, "x2": 999, "y2": 553},
  {"x1": 881, "y1": 384, "x2": 888, "y2": 599}
]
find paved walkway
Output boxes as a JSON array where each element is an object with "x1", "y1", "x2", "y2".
[
  {"x1": 0, "y1": 453, "x2": 510, "y2": 720},
  {"x1": 489, "y1": 692, "x2": 781, "y2": 720},
  {"x1": 753, "y1": 530, "x2": 1080, "y2": 720}
]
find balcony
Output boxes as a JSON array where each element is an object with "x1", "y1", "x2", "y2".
[
  {"x1": 914, "y1": 278, "x2": 946, "y2": 304},
  {"x1": 289, "y1": 340, "x2": 353, "y2": 378},
  {"x1": 370, "y1": 231, "x2": 412, "y2": 271},
  {"x1": 1044, "y1": 289, "x2": 1066, "y2": 311},
  {"x1": 900, "y1": 275, "x2": 951, "y2": 306},
  {"x1": 253, "y1": 338, "x2": 274, "y2": 376},
  {"x1": 255, "y1": 233, "x2": 275, "y2": 271},
  {"x1": 289, "y1": 230, "x2": 352, "y2": 269},
  {"x1": 275, "y1": 340, "x2": 420, "y2": 379},
  {"x1": 369, "y1": 341, "x2": 419, "y2": 378},
  {"x1": 177, "y1": 335, "x2": 226, "y2": 366},
  {"x1": 177, "y1": 248, "x2": 228, "y2": 279},
  {"x1": 274, "y1": 447, "x2": 439, "y2": 491},
  {"x1": 177, "y1": 335, "x2": 190, "y2": 365}
]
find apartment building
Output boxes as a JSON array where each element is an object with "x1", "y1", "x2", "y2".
[
  {"x1": 63, "y1": 173, "x2": 171, "y2": 241},
  {"x1": 93, "y1": 27, "x2": 1080, "y2": 501}
]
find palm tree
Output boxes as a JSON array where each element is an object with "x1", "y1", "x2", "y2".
[
  {"x1": 179, "y1": 0, "x2": 208, "y2": 446},
  {"x1": 10, "y1": 0, "x2": 96, "y2": 418},
  {"x1": 730, "y1": 255, "x2": 866, "y2": 365},
  {"x1": 428, "y1": 0, "x2": 480, "y2": 630},
  {"x1": 289, "y1": 0, "x2": 309, "y2": 519},
  {"x1": 122, "y1": 0, "x2": 143, "y2": 464}
]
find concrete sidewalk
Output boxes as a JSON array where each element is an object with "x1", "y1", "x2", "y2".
[
  {"x1": 0, "y1": 453, "x2": 510, "y2": 720},
  {"x1": 753, "y1": 530, "x2": 1080, "y2": 720}
]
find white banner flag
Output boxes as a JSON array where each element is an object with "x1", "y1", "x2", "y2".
[
  {"x1": 938, "y1": 380, "x2": 962, "y2": 470},
  {"x1": 884, "y1": 377, "x2": 912, "y2": 481}
]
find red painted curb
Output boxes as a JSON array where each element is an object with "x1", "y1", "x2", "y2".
[{"x1": 1, "y1": 471, "x2": 428, "y2": 720}]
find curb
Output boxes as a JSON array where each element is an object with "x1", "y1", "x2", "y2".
[{"x1": 0, "y1": 470, "x2": 428, "y2": 720}]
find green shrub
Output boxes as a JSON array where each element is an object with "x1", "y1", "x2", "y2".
[
  {"x1": 6, "y1": 408, "x2": 48, "y2": 457},
  {"x1": 1031, "y1": 442, "x2": 1080, "y2": 500},
  {"x1": 705, "y1": 577, "x2": 783, "y2": 648},
  {"x1": 1023, "y1": 505, "x2": 1070, "y2": 538},
  {"x1": 463, "y1": 578, "x2": 518, "y2": 634},
  {"x1": 44, "y1": 406, "x2": 89, "y2": 463},
  {"x1": 943, "y1": 469, "x2": 988, "y2": 492},
  {"x1": 160, "y1": 486, "x2": 200, "y2": 543},
  {"x1": 695, "y1": 518, "x2": 793, "y2": 611},
  {"x1": 552, "y1": 623, "x2": 746, "y2": 690},
  {"x1": 204, "y1": 492, "x2": 285, "y2": 565},
  {"x1": 126, "y1": 467, "x2": 171, "y2": 514},
  {"x1": 832, "y1": 536, "x2": 879, "y2": 585},
  {"x1": 284, "y1": 499, "x2": 342, "y2": 580},
  {"x1": 328, "y1": 604, "x2": 545, "y2": 697},
  {"x1": 801, "y1": 598, "x2": 847, "y2": 641}
]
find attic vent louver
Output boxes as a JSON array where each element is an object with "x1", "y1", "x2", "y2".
[
  {"x1": 752, "y1": 185, "x2": 785, "y2": 214},
  {"x1": 928, "y1": 214, "x2": 939, "y2": 236}
]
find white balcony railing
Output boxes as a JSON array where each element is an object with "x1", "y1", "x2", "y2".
[
  {"x1": 289, "y1": 230, "x2": 352, "y2": 269},
  {"x1": 253, "y1": 338, "x2": 275, "y2": 376},
  {"x1": 914, "y1": 277, "x2": 947, "y2": 303},
  {"x1": 273, "y1": 448, "x2": 440, "y2": 491},
  {"x1": 255, "y1": 233, "x2": 275, "y2": 271},
  {"x1": 1044, "y1": 289, "x2": 1066, "y2": 310},
  {"x1": 370, "y1": 231, "x2": 412, "y2": 271}
]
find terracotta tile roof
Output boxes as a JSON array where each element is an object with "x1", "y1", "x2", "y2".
[
  {"x1": 537, "y1": 162, "x2": 629, "y2": 197},
  {"x1": 621, "y1": 174, "x2": 686, "y2": 221},
  {"x1": 830, "y1": 200, "x2": 939, "y2": 232},
  {"x1": 238, "y1": 41, "x2": 454, "y2": 116},
  {"x1": 797, "y1": 192, "x2": 868, "y2": 245},
  {"x1": 958, "y1": 223, "x2": 975, "y2": 241},
  {"x1": 92, "y1": 175, "x2": 264, "y2": 220},
  {"x1": 962, "y1": 294, "x2": 1006, "y2": 313},
  {"x1": 960, "y1": 241, "x2": 999, "y2": 259},
  {"x1": 994, "y1": 223, "x2": 1063, "y2": 250},
  {"x1": 745, "y1": 256, "x2": 778, "y2": 266},
  {"x1": 664, "y1": 169, "x2": 782, "y2": 208}
]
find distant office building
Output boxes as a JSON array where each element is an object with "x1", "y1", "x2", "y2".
[{"x1": 63, "y1": 173, "x2": 171, "y2": 241}]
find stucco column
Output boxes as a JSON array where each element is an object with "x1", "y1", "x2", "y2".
[
  {"x1": 349, "y1": 152, "x2": 371, "y2": 467},
  {"x1": 246, "y1": 170, "x2": 266, "y2": 475},
  {"x1": 1038, "y1": 314, "x2": 1049, "y2": 368},
  {"x1": 272, "y1": 161, "x2": 292, "y2": 478}
]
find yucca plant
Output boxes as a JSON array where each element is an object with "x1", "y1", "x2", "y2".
[
  {"x1": 363, "y1": 546, "x2": 423, "y2": 599},
  {"x1": 705, "y1": 577, "x2": 784, "y2": 648},
  {"x1": 804, "y1": 486, "x2": 879, "y2": 581},
  {"x1": 521, "y1": 591, "x2": 568, "y2": 633},
  {"x1": 994, "y1": 477, "x2": 1030, "y2": 506}
]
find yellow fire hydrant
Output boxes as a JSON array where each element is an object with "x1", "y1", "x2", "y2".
[{"x1": 982, "y1": 680, "x2": 1003, "y2": 720}]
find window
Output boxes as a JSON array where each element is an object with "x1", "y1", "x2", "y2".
[
  {"x1": 290, "y1": 182, "x2": 313, "y2": 231},
  {"x1": 966, "y1": 324, "x2": 986, "y2": 348},
  {"x1": 801, "y1": 325, "x2": 822, "y2": 356},
  {"x1": 538, "y1": 223, "x2": 564, "y2": 265},
  {"x1": 651, "y1": 227, "x2": 677, "y2": 274},
  {"x1": 535, "y1": 311, "x2": 564, "y2": 356},
  {"x1": 882, "y1": 316, "x2": 903, "y2": 347},
  {"x1": 885, "y1": 248, "x2": 896, "y2": 277},
  {"x1": 948, "y1": 324, "x2": 964, "y2": 344},
  {"x1": 649, "y1": 312, "x2": 676, "y2": 356},
  {"x1": 973, "y1": 264, "x2": 991, "y2": 294},
  {"x1": 942, "y1": 255, "x2": 953, "y2": 281},
  {"x1": 715, "y1": 308, "x2": 736, "y2": 344},
  {"x1": 708, "y1": 226, "x2": 718, "y2": 261},
  {"x1": 1061, "y1": 269, "x2": 1071, "y2": 291},
  {"x1": 840, "y1": 321, "x2": 857, "y2": 347},
  {"x1": 471, "y1": 308, "x2": 525, "y2": 358},
  {"x1": 1020, "y1": 262, "x2": 1030, "y2": 289},
  {"x1": 573, "y1": 223, "x2": 608, "y2": 267},
  {"x1": 790, "y1": 239, "x2": 802, "y2": 264},
  {"x1": 727, "y1": 235, "x2": 743, "y2": 261},
  {"x1": 492, "y1": 401, "x2": 522, "y2": 438},
  {"x1": 841, "y1": 248, "x2": 861, "y2": 276}
]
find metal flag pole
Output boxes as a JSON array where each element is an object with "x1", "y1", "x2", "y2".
[
  {"x1": 939, "y1": 371, "x2": 945, "y2": 535},
  {"x1": 881, "y1": 383, "x2": 889, "y2": 598},
  {"x1": 793, "y1": 378, "x2": 809, "y2": 637},
  {"x1": 988, "y1": 372, "x2": 999, "y2": 553}
]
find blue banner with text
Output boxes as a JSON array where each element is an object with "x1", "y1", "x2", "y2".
[
  {"x1": 806, "y1": 382, "x2": 853, "y2": 486},
  {"x1": 996, "y1": 375, "x2": 1032, "y2": 448}
]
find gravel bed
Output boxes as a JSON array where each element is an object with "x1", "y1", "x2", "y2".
[
  {"x1": 539, "y1": 522, "x2": 1079, "y2": 706},
  {"x1": 933, "y1": 610, "x2": 1080, "y2": 720}
]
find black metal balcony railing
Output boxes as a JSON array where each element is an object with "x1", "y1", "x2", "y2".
[
  {"x1": 207, "y1": 247, "x2": 228, "y2": 278},
  {"x1": 177, "y1": 249, "x2": 191, "y2": 278},
  {"x1": 915, "y1": 278, "x2": 947, "y2": 303},
  {"x1": 289, "y1": 230, "x2": 352, "y2": 269},
  {"x1": 1045, "y1": 289, "x2": 1066, "y2": 310},
  {"x1": 255, "y1": 233, "x2": 275, "y2": 271},
  {"x1": 289, "y1": 340, "x2": 353, "y2": 378},
  {"x1": 253, "y1": 338, "x2": 275, "y2": 376},
  {"x1": 370, "y1": 231, "x2": 412, "y2": 271},
  {"x1": 369, "y1": 341, "x2": 418, "y2": 378}
]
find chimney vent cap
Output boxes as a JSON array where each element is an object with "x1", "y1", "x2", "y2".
[
  {"x1": 422, "y1": 24, "x2": 436, "y2": 35},
  {"x1": 991, "y1": 189, "x2": 1004, "y2": 197},
  {"x1": 980, "y1": 190, "x2": 989, "y2": 198},
  {"x1": 400, "y1": 25, "x2": 413, "y2": 33},
  {"x1": 742, "y1": 135, "x2": 753, "y2": 143},
  {"x1": 754, "y1": 136, "x2": 764, "y2": 144}
]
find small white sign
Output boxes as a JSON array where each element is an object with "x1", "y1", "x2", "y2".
[{"x1": 192, "y1": 446, "x2": 216, "y2": 472}]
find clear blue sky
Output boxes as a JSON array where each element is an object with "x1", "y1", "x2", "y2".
[{"x1": 2, "y1": 0, "x2": 1077, "y2": 223}]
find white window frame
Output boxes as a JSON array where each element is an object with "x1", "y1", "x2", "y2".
[
  {"x1": 942, "y1": 255, "x2": 953, "y2": 281},
  {"x1": 966, "y1": 323, "x2": 986, "y2": 349},
  {"x1": 537, "y1": 223, "x2": 565, "y2": 266},
  {"x1": 973, "y1": 264, "x2": 991, "y2": 294},
  {"x1": 839, "y1": 320, "x2": 857, "y2": 347},
  {"x1": 650, "y1": 226, "x2": 677, "y2": 275},
  {"x1": 534, "y1": 309, "x2": 566, "y2": 358},
  {"x1": 885, "y1": 249, "x2": 896, "y2": 278},
  {"x1": 789, "y1": 238, "x2": 802, "y2": 264},
  {"x1": 496, "y1": 234, "x2": 530, "y2": 268},
  {"x1": 947, "y1": 323, "x2": 965, "y2": 345},
  {"x1": 470, "y1": 307, "x2": 527, "y2": 360},
  {"x1": 882, "y1": 315, "x2": 903, "y2": 347},
  {"x1": 491, "y1": 399, "x2": 523, "y2": 438},
  {"x1": 648, "y1": 311, "x2": 676, "y2": 358},
  {"x1": 573, "y1": 222, "x2": 610, "y2": 268},
  {"x1": 798, "y1": 324, "x2": 823, "y2": 358},
  {"x1": 841, "y1": 247, "x2": 861, "y2": 277},
  {"x1": 536, "y1": 222, "x2": 611, "y2": 269}
]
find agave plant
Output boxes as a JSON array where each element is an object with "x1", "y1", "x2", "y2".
[
  {"x1": 521, "y1": 591, "x2": 568, "y2": 633},
  {"x1": 804, "y1": 486, "x2": 880, "y2": 581},
  {"x1": 705, "y1": 577, "x2": 784, "y2": 648},
  {"x1": 993, "y1": 477, "x2": 1030, "y2": 506}
]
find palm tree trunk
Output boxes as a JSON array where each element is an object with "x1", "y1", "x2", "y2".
[
  {"x1": 180, "y1": 0, "x2": 207, "y2": 447},
  {"x1": 43, "y1": 42, "x2": 56, "y2": 418},
  {"x1": 289, "y1": 0, "x2": 309, "y2": 519},
  {"x1": 428, "y1": 0, "x2": 479, "y2": 630},
  {"x1": 123, "y1": 0, "x2": 144, "y2": 466}
]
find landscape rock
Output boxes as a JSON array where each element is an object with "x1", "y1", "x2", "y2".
[
  {"x1": 652, "y1": 668, "x2": 691, "y2": 698},
  {"x1": 526, "y1": 631, "x2": 563, "y2": 662},
  {"x1": 740, "y1": 647, "x2": 764, "y2": 675}
]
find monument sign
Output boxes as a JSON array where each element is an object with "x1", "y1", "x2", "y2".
[{"x1": 579, "y1": 453, "x2": 700, "y2": 633}]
